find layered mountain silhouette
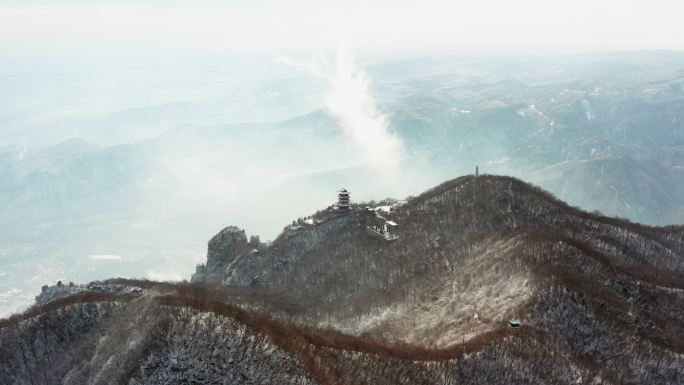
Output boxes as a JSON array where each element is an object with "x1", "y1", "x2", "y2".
[
  {"x1": 4, "y1": 52, "x2": 684, "y2": 317},
  {"x1": 2, "y1": 175, "x2": 683, "y2": 384}
]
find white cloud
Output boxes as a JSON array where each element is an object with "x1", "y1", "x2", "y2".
[
  {"x1": 0, "y1": 288, "x2": 22, "y2": 300},
  {"x1": 88, "y1": 254, "x2": 123, "y2": 261},
  {"x1": 322, "y1": 43, "x2": 403, "y2": 176},
  {"x1": 145, "y1": 270, "x2": 184, "y2": 282},
  {"x1": 279, "y1": 42, "x2": 403, "y2": 176}
]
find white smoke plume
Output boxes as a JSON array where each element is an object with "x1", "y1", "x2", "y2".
[{"x1": 277, "y1": 43, "x2": 403, "y2": 176}]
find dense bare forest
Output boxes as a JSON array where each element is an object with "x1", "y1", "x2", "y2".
[{"x1": 2, "y1": 175, "x2": 684, "y2": 384}]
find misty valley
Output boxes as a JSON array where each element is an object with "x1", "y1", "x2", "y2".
[
  {"x1": 2, "y1": 53, "x2": 684, "y2": 316},
  {"x1": 1, "y1": 44, "x2": 684, "y2": 384}
]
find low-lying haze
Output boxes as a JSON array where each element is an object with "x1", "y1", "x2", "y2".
[{"x1": 1, "y1": 1, "x2": 684, "y2": 320}]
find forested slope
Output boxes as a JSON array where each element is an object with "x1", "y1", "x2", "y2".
[{"x1": 2, "y1": 175, "x2": 684, "y2": 384}]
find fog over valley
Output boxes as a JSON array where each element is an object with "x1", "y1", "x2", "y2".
[
  {"x1": 3, "y1": 2, "x2": 684, "y2": 384},
  {"x1": 2, "y1": 50, "x2": 684, "y2": 316}
]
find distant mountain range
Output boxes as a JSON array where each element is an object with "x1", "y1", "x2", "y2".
[
  {"x1": 2, "y1": 51, "x2": 684, "y2": 317},
  {"x1": 377, "y1": 52, "x2": 684, "y2": 225},
  {"x1": 3, "y1": 175, "x2": 683, "y2": 384}
]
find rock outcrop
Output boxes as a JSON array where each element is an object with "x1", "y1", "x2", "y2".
[
  {"x1": 35, "y1": 281, "x2": 143, "y2": 305},
  {"x1": 192, "y1": 210, "x2": 369, "y2": 287},
  {"x1": 192, "y1": 226, "x2": 249, "y2": 284}
]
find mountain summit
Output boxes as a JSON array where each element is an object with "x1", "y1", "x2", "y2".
[{"x1": 2, "y1": 175, "x2": 684, "y2": 384}]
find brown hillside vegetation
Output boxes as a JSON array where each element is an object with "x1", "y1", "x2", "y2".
[{"x1": 2, "y1": 175, "x2": 684, "y2": 384}]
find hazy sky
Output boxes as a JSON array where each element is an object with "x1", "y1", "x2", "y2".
[{"x1": 1, "y1": 0, "x2": 683, "y2": 58}]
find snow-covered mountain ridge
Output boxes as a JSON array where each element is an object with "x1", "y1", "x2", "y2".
[{"x1": 2, "y1": 175, "x2": 684, "y2": 384}]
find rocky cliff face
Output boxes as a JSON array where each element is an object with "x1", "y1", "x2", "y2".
[
  {"x1": 192, "y1": 226, "x2": 250, "y2": 284},
  {"x1": 191, "y1": 209, "x2": 371, "y2": 287},
  {"x1": 225, "y1": 211, "x2": 365, "y2": 287},
  {"x1": 2, "y1": 175, "x2": 684, "y2": 385}
]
